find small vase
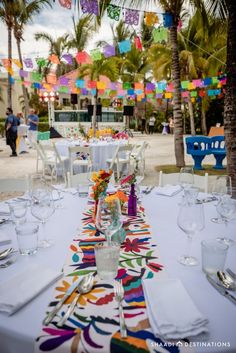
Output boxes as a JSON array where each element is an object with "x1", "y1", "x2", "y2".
[{"x1": 128, "y1": 183, "x2": 137, "y2": 216}]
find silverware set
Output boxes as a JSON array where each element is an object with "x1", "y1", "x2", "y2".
[
  {"x1": 206, "y1": 268, "x2": 236, "y2": 305},
  {"x1": 114, "y1": 280, "x2": 127, "y2": 338},
  {"x1": 0, "y1": 248, "x2": 18, "y2": 268},
  {"x1": 142, "y1": 186, "x2": 155, "y2": 195}
]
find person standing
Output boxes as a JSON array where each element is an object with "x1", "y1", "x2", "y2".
[
  {"x1": 27, "y1": 109, "x2": 39, "y2": 148},
  {"x1": 141, "y1": 116, "x2": 146, "y2": 134},
  {"x1": 149, "y1": 116, "x2": 155, "y2": 134},
  {"x1": 5, "y1": 107, "x2": 19, "y2": 157}
]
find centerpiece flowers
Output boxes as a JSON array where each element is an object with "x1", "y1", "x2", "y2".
[{"x1": 91, "y1": 169, "x2": 113, "y2": 218}]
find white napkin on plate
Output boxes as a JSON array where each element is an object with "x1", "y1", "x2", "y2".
[
  {"x1": 155, "y1": 185, "x2": 181, "y2": 197},
  {"x1": 0, "y1": 264, "x2": 62, "y2": 315},
  {"x1": 142, "y1": 278, "x2": 208, "y2": 339}
]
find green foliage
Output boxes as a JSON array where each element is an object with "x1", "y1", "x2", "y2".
[
  {"x1": 38, "y1": 122, "x2": 49, "y2": 132},
  {"x1": 0, "y1": 123, "x2": 5, "y2": 137}
]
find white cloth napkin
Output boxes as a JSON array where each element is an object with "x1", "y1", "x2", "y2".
[
  {"x1": 155, "y1": 185, "x2": 181, "y2": 197},
  {"x1": 142, "y1": 278, "x2": 208, "y2": 339},
  {"x1": 0, "y1": 264, "x2": 62, "y2": 315}
]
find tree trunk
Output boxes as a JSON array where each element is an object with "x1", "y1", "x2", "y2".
[
  {"x1": 188, "y1": 99, "x2": 196, "y2": 135},
  {"x1": 92, "y1": 93, "x2": 97, "y2": 137},
  {"x1": 7, "y1": 26, "x2": 12, "y2": 108},
  {"x1": 169, "y1": 25, "x2": 185, "y2": 167},
  {"x1": 201, "y1": 106, "x2": 207, "y2": 135},
  {"x1": 224, "y1": 0, "x2": 236, "y2": 191},
  {"x1": 16, "y1": 37, "x2": 29, "y2": 117}
]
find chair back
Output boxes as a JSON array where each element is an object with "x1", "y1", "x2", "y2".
[
  {"x1": 68, "y1": 146, "x2": 92, "y2": 175},
  {"x1": 210, "y1": 135, "x2": 225, "y2": 151},
  {"x1": 185, "y1": 136, "x2": 211, "y2": 155},
  {"x1": 159, "y1": 171, "x2": 208, "y2": 192},
  {"x1": 38, "y1": 131, "x2": 50, "y2": 141},
  {"x1": 67, "y1": 172, "x2": 89, "y2": 188}
]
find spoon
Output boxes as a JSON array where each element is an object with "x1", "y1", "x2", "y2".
[
  {"x1": 57, "y1": 274, "x2": 94, "y2": 326},
  {"x1": 0, "y1": 248, "x2": 14, "y2": 260},
  {"x1": 217, "y1": 271, "x2": 236, "y2": 291}
]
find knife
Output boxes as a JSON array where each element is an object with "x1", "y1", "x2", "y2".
[
  {"x1": 145, "y1": 186, "x2": 155, "y2": 194},
  {"x1": 206, "y1": 274, "x2": 236, "y2": 306},
  {"x1": 43, "y1": 279, "x2": 81, "y2": 326}
]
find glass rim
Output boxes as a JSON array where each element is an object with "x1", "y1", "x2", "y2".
[
  {"x1": 201, "y1": 239, "x2": 229, "y2": 250},
  {"x1": 94, "y1": 241, "x2": 120, "y2": 249}
]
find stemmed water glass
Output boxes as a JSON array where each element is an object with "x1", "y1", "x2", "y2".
[
  {"x1": 30, "y1": 175, "x2": 55, "y2": 248},
  {"x1": 177, "y1": 202, "x2": 205, "y2": 266},
  {"x1": 95, "y1": 197, "x2": 122, "y2": 243},
  {"x1": 179, "y1": 167, "x2": 194, "y2": 190},
  {"x1": 211, "y1": 175, "x2": 232, "y2": 223},
  {"x1": 216, "y1": 195, "x2": 236, "y2": 246}
]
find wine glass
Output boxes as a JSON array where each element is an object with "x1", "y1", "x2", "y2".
[
  {"x1": 179, "y1": 167, "x2": 194, "y2": 190},
  {"x1": 177, "y1": 202, "x2": 205, "y2": 266},
  {"x1": 211, "y1": 175, "x2": 232, "y2": 223},
  {"x1": 216, "y1": 195, "x2": 236, "y2": 246},
  {"x1": 95, "y1": 197, "x2": 122, "y2": 243},
  {"x1": 30, "y1": 184, "x2": 55, "y2": 248}
]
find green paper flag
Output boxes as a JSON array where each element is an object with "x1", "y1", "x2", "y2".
[
  {"x1": 31, "y1": 72, "x2": 42, "y2": 82},
  {"x1": 152, "y1": 28, "x2": 168, "y2": 43},
  {"x1": 90, "y1": 49, "x2": 102, "y2": 61},
  {"x1": 107, "y1": 4, "x2": 121, "y2": 21},
  {"x1": 123, "y1": 82, "x2": 131, "y2": 89}
]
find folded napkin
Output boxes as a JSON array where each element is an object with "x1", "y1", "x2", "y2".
[
  {"x1": 142, "y1": 278, "x2": 208, "y2": 339},
  {"x1": 0, "y1": 264, "x2": 62, "y2": 315},
  {"x1": 155, "y1": 185, "x2": 181, "y2": 197}
]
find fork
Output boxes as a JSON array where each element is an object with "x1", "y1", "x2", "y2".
[
  {"x1": 114, "y1": 280, "x2": 127, "y2": 338},
  {"x1": 0, "y1": 258, "x2": 16, "y2": 268}
]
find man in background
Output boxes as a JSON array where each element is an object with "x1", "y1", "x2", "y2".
[
  {"x1": 149, "y1": 116, "x2": 156, "y2": 134},
  {"x1": 27, "y1": 108, "x2": 39, "y2": 148},
  {"x1": 5, "y1": 107, "x2": 19, "y2": 157}
]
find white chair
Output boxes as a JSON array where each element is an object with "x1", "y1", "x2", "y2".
[
  {"x1": 68, "y1": 146, "x2": 92, "y2": 175},
  {"x1": 131, "y1": 141, "x2": 148, "y2": 171},
  {"x1": 158, "y1": 171, "x2": 208, "y2": 192},
  {"x1": 37, "y1": 141, "x2": 58, "y2": 181},
  {"x1": 106, "y1": 144, "x2": 134, "y2": 180},
  {"x1": 17, "y1": 125, "x2": 28, "y2": 154},
  {"x1": 67, "y1": 172, "x2": 89, "y2": 188},
  {"x1": 0, "y1": 177, "x2": 29, "y2": 192}
]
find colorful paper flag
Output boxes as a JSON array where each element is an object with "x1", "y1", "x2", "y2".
[
  {"x1": 31, "y1": 72, "x2": 42, "y2": 82},
  {"x1": 123, "y1": 82, "x2": 131, "y2": 89},
  {"x1": 107, "y1": 4, "x2": 121, "y2": 21},
  {"x1": 46, "y1": 74, "x2": 57, "y2": 84},
  {"x1": 19, "y1": 69, "x2": 28, "y2": 78},
  {"x1": 59, "y1": 77, "x2": 69, "y2": 85},
  {"x1": 152, "y1": 28, "x2": 168, "y2": 43},
  {"x1": 88, "y1": 81, "x2": 97, "y2": 89},
  {"x1": 48, "y1": 54, "x2": 60, "y2": 65},
  {"x1": 1, "y1": 59, "x2": 11, "y2": 68},
  {"x1": 36, "y1": 57, "x2": 47, "y2": 67},
  {"x1": 103, "y1": 44, "x2": 115, "y2": 58},
  {"x1": 90, "y1": 49, "x2": 102, "y2": 61},
  {"x1": 134, "y1": 36, "x2": 142, "y2": 51},
  {"x1": 61, "y1": 54, "x2": 73, "y2": 65},
  {"x1": 23, "y1": 58, "x2": 34, "y2": 69},
  {"x1": 124, "y1": 8, "x2": 139, "y2": 26},
  {"x1": 12, "y1": 59, "x2": 22, "y2": 68},
  {"x1": 97, "y1": 81, "x2": 106, "y2": 89},
  {"x1": 76, "y1": 79, "x2": 85, "y2": 88},
  {"x1": 80, "y1": 0, "x2": 98, "y2": 15},
  {"x1": 58, "y1": 0, "x2": 72, "y2": 9},
  {"x1": 118, "y1": 40, "x2": 131, "y2": 54},
  {"x1": 75, "y1": 51, "x2": 87, "y2": 64},
  {"x1": 163, "y1": 13, "x2": 173, "y2": 28},
  {"x1": 144, "y1": 12, "x2": 158, "y2": 26}
]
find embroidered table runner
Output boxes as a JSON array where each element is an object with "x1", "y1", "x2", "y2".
[{"x1": 35, "y1": 202, "x2": 169, "y2": 353}]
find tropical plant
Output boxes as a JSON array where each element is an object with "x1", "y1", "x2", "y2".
[
  {"x1": 34, "y1": 32, "x2": 70, "y2": 77},
  {"x1": 67, "y1": 15, "x2": 95, "y2": 52},
  {"x1": 0, "y1": 0, "x2": 15, "y2": 107},
  {"x1": 12, "y1": 0, "x2": 51, "y2": 116},
  {"x1": 206, "y1": 0, "x2": 236, "y2": 189}
]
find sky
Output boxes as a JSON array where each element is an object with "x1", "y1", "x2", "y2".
[
  {"x1": 0, "y1": 0, "x2": 163, "y2": 61},
  {"x1": 0, "y1": 1, "x2": 113, "y2": 59}
]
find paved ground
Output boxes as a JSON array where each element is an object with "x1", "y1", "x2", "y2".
[{"x1": 0, "y1": 133, "x2": 218, "y2": 186}]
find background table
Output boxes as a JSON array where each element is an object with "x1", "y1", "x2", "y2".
[{"x1": 0, "y1": 191, "x2": 235, "y2": 353}]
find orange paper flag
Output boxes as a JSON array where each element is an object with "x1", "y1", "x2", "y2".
[{"x1": 48, "y1": 54, "x2": 60, "y2": 65}]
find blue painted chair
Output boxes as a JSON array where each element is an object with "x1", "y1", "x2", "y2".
[
  {"x1": 210, "y1": 135, "x2": 226, "y2": 169},
  {"x1": 185, "y1": 136, "x2": 211, "y2": 170}
]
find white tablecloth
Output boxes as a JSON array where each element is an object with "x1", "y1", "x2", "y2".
[
  {"x1": 56, "y1": 140, "x2": 126, "y2": 170},
  {"x1": 0, "y1": 191, "x2": 236, "y2": 353}
]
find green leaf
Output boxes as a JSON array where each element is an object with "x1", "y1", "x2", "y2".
[
  {"x1": 68, "y1": 270, "x2": 93, "y2": 277},
  {"x1": 146, "y1": 250, "x2": 154, "y2": 258},
  {"x1": 125, "y1": 259, "x2": 135, "y2": 268},
  {"x1": 136, "y1": 257, "x2": 143, "y2": 266}
]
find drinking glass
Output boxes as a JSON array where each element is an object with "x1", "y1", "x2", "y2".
[
  {"x1": 95, "y1": 197, "x2": 122, "y2": 243},
  {"x1": 216, "y1": 195, "x2": 236, "y2": 246},
  {"x1": 211, "y1": 175, "x2": 232, "y2": 223},
  {"x1": 179, "y1": 167, "x2": 194, "y2": 190},
  {"x1": 16, "y1": 223, "x2": 39, "y2": 255},
  {"x1": 201, "y1": 239, "x2": 228, "y2": 275},
  {"x1": 8, "y1": 200, "x2": 28, "y2": 225},
  {"x1": 31, "y1": 188, "x2": 55, "y2": 248},
  {"x1": 95, "y1": 242, "x2": 120, "y2": 280},
  {"x1": 177, "y1": 202, "x2": 205, "y2": 266}
]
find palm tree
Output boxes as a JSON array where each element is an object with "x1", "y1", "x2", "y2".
[
  {"x1": 0, "y1": 0, "x2": 15, "y2": 108},
  {"x1": 12, "y1": 0, "x2": 51, "y2": 116},
  {"x1": 78, "y1": 58, "x2": 119, "y2": 135},
  {"x1": 67, "y1": 15, "x2": 95, "y2": 52},
  {"x1": 205, "y1": 0, "x2": 236, "y2": 188},
  {"x1": 34, "y1": 32, "x2": 70, "y2": 77}
]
